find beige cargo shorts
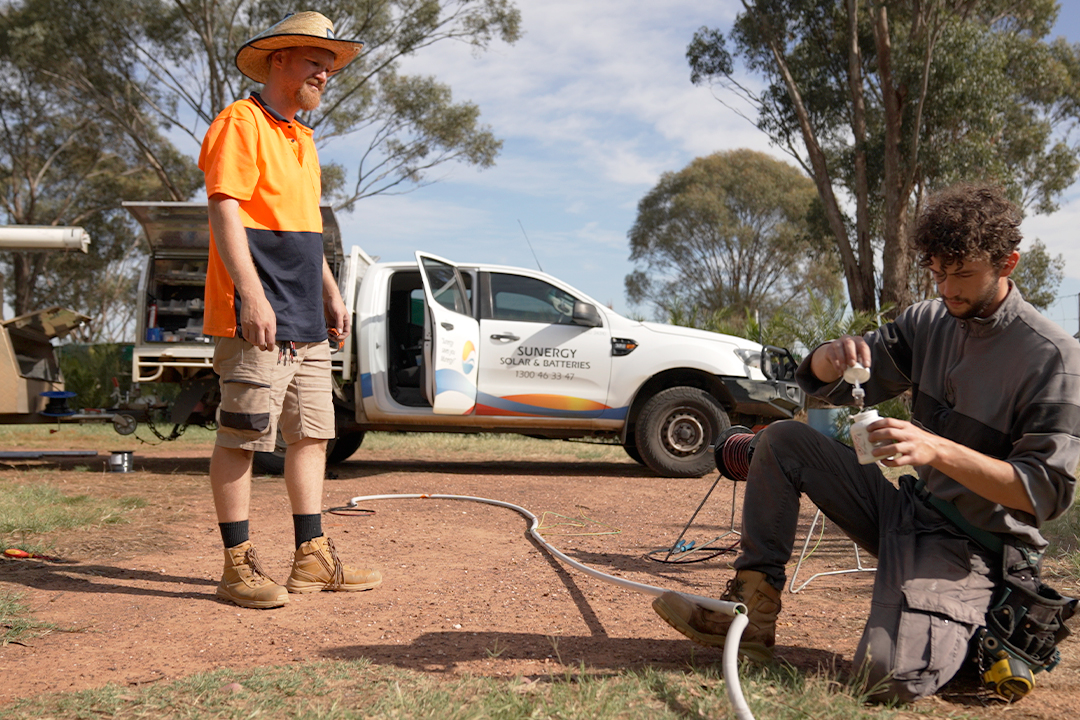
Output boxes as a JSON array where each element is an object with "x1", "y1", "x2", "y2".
[{"x1": 212, "y1": 336, "x2": 335, "y2": 452}]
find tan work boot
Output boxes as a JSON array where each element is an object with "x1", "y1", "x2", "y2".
[
  {"x1": 652, "y1": 569, "x2": 781, "y2": 662},
  {"x1": 216, "y1": 541, "x2": 288, "y2": 609},
  {"x1": 286, "y1": 536, "x2": 382, "y2": 593}
]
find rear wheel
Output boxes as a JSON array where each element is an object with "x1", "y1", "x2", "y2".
[
  {"x1": 635, "y1": 386, "x2": 730, "y2": 477},
  {"x1": 327, "y1": 431, "x2": 365, "y2": 464},
  {"x1": 251, "y1": 430, "x2": 365, "y2": 476},
  {"x1": 252, "y1": 431, "x2": 287, "y2": 476}
]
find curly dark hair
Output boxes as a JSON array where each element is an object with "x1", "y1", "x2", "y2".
[{"x1": 912, "y1": 183, "x2": 1022, "y2": 270}]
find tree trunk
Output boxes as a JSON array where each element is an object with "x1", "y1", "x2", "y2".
[
  {"x1": 872, "y1": 2, "x2": 912, "y2": 316},
  {"x1": 846, "y1": 0, "x2": 876, "y2": 313},
  {"x1": 754, "y1": 8, "x2": 875, "y2": 312}
]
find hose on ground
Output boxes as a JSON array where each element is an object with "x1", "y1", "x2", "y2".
[{"x1": 347, "y1": 492, "x2": 755, "y2": 720}]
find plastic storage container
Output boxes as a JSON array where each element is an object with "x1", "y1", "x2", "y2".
[{"x1": 849, "y1": 408, "x2": 887, "y2": 464}]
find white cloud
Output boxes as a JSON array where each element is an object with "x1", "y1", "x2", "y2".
[{"x1": 1023, "y1": 188, "x2": 1080, "y2": 281}]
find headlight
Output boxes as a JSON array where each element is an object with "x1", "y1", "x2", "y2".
[{"x1": 734, "y1": 348, "x2": 762, "y2": 369}]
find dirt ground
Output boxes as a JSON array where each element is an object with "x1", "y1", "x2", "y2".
[{"x1": 0, "y1": 435, "x2": 1077, "y2": 718}]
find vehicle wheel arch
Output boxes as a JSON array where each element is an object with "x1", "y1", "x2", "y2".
[{"x1": 621, "y1": 369, "x2": 735, "y2": 444}]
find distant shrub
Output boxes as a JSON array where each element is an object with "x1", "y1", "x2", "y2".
[{"x1": 56, "y1": 343, "x2": 133, "y2": 409}]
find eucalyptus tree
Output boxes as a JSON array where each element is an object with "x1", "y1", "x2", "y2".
[
  {"x1": 687, "y1": 0, "x2": 1080, "y2": 314},
  {"x1": 0, "y1": 3, "x2": 202, "y2": 338},
  {"x1": 626, "y1": 148, "x2": 839, "y2": 322},
  {"x1": 0, "y1": 0, "x2": 519, "y2": 339},
  {"x1": 59, "y1": 0, "x2": 521, "y2": 206}
]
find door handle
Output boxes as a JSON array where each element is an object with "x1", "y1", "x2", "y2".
[
  {"x1": 490, "y1": 333, "x2": 520, "y2": 341},
  {"x1": 440, "y1": 322, "x2": 454, "y2": 331}
]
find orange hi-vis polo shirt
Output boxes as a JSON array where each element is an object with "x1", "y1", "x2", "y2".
[{"x1": 198, "y1": 93, "x2": 327, "y2": 342}]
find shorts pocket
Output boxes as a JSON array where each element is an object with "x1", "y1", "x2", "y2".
[{"x1": 219, "y1": 379, "x2": 272, "y2": 434}]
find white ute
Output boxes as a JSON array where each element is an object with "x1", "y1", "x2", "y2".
[{"x1": 125, "y1": 202, "x2": 804, "y2": 477}]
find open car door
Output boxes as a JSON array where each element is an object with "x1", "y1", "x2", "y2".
[{"x1": 416, "y1": 252, "x2": 480, "y2": 415}]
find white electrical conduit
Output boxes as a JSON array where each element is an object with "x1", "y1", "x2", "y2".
[{"x1": 347, "y1": 492, "x2": 755, "y2": 720}]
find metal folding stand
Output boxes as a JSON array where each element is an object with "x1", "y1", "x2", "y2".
[
  {"x1": 647, "y1": 472, "x2": 742, "y2": 564},
  {"x1": 788, "y1": 508, "x2": 875, "y2": 593}
]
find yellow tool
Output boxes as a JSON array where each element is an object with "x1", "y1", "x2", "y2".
[{"x1": 982, "y1": 652, "x2": 1034, "y2": 701}]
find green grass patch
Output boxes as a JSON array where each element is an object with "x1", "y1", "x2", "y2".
[
  {"x1": 0, "y1": 422, "x2": 218, "y2": 450},
  {"x1": 0, "y1": 480, "x2": 147, "y2": 537},
  {"x1": 0, "y1": 658, "x2": 918, "y2": 720},
  {"x1": 360, "y1": 432, "x2": 631, "y2": 463},
  {"x1": 0, "y1": 590, "x2": 56, "y2": 647}
]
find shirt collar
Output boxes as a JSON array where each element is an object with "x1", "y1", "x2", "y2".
[
  {"x1": 963, "y1": 280, "x2": 1023, "y2": 337},
  {"x1": 248, "y1": 92, "x2": 312, "y2": 131}
]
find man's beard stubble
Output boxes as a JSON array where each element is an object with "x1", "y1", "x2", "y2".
[{"x1": 297, "y1": 83, "x2": 322, "y2": 112}]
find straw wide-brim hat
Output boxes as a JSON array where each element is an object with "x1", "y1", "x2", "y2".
[{"x1": 235, "y1": 11, "x2": 364, "y2": 84}]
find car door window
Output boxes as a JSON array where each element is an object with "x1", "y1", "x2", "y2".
[{"x1": 490, "y1": 273, "x2": 576, "y2": 324}]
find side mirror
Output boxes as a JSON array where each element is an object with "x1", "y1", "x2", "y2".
[{"x1": 572, "y1": 301, "x2": 602, "y2": 328}]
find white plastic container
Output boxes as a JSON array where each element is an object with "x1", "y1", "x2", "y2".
[{"x1": 850, "y1": 409, "x2": 884, "y2": 464}]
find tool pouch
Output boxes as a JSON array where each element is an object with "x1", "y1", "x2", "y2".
[{"x1": 983, "y1": 543, "x2": 1077, "y2": 673}]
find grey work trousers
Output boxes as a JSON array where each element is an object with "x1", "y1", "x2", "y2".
[{"x1": 735, "y1": 420, "x2": 999, "y2": 702}]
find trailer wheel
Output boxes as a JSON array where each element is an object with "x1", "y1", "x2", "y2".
[{"x1": 635, "y1": 386, "x2": 730, "y2": 477}]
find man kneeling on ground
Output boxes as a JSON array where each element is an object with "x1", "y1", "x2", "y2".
[{"x1": 653, "y1": 182, "x2": 1080, "y2": 703}]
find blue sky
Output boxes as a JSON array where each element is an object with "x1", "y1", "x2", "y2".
[{"x1": 326, "y1": 1, "x2": 1080, "y2": 336}]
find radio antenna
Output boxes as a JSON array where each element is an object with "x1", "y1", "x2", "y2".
[{"x1": 517, "y1": 220, "x2": 543, "y2": 272}]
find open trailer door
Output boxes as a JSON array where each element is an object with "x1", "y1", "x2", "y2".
[{"x1": 415, "y1": 252, "x2": 479, "y2": 415}]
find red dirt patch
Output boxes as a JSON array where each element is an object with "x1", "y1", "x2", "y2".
[{"x1": 1, "y1": 436, "x2": 1077, "y2": 717}]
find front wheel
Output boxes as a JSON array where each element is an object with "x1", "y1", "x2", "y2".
[
  {"x1": 634, "y1": 386, "x2": 730, "y2": 477},
  {"x1": 623, "y1": 440, "x2": 645, "y2": 465}
]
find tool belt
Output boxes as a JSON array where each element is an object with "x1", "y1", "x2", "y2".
[{"x1": 913, "y1": 477, "x2": 1077, "y2": 700}]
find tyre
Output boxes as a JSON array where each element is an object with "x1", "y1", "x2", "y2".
[
  {"x1": 327, "y1": 431, "x2": 365, "y2": 465},
  {"x1": 252, "y1": 429, "x2": 287, "y2": 475},
  {"x1": 634, "y1": 386, "x2": 730, "y2": 477},
  {"x1": 252, "y1": 430, "x2": 366, "y2": 475},
  {"x1": 623, "y1": 440, "x2": 645, "y2": 465}
]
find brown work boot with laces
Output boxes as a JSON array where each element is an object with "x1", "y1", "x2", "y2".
[
  {"x1": 216, "y1": 541, "x2": 288, "y2": 609},
  {"x1": 652, "y1": 569, "x2": 781, "y2": 662},
  {"x1": 286, "y1": 536, "x2": 382, "y2": 593}
]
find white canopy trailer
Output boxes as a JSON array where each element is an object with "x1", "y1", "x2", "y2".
[{"x1": 0, "y1": 225, "x2": 138, "y2": 432}]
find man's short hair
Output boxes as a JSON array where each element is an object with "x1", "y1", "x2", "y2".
[{"x1": 912, "y1": 183, "x2": 1022, "y2": 270}]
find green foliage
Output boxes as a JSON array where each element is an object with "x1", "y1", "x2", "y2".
[
  {"x1": 53, "y1": 0, "x2": 521, "y2": 205},
  {"x1": 1012, "y1": 238, "x2": 1066, "y2": 310},
  {"x1": 766, "y1": 288, "x2": 885, "y2": 360},
  {"x1": 0, "y1": 0, "x2": 204, "y2": 337},
  {"x1": 626, "y1": 149, "x2": 840, "y2": 320},
  {"x1": 688, "y1": 0, "x2": 1080, "y2": 315},
  {"x1": 56, "y1": 343, "x2": 135, "y2": 409},
  {"x1": 0, "y1": 0, "x2": 520, "y2": 340}
]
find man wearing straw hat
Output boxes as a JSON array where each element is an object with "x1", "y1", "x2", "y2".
[{"x1": 198, "y1": 11, "x2": 380, "y2": 609}]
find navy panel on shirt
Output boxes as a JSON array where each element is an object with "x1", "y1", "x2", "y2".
[{"x1": 235, "y1": 228, "x2": 328, "y2": 343}]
